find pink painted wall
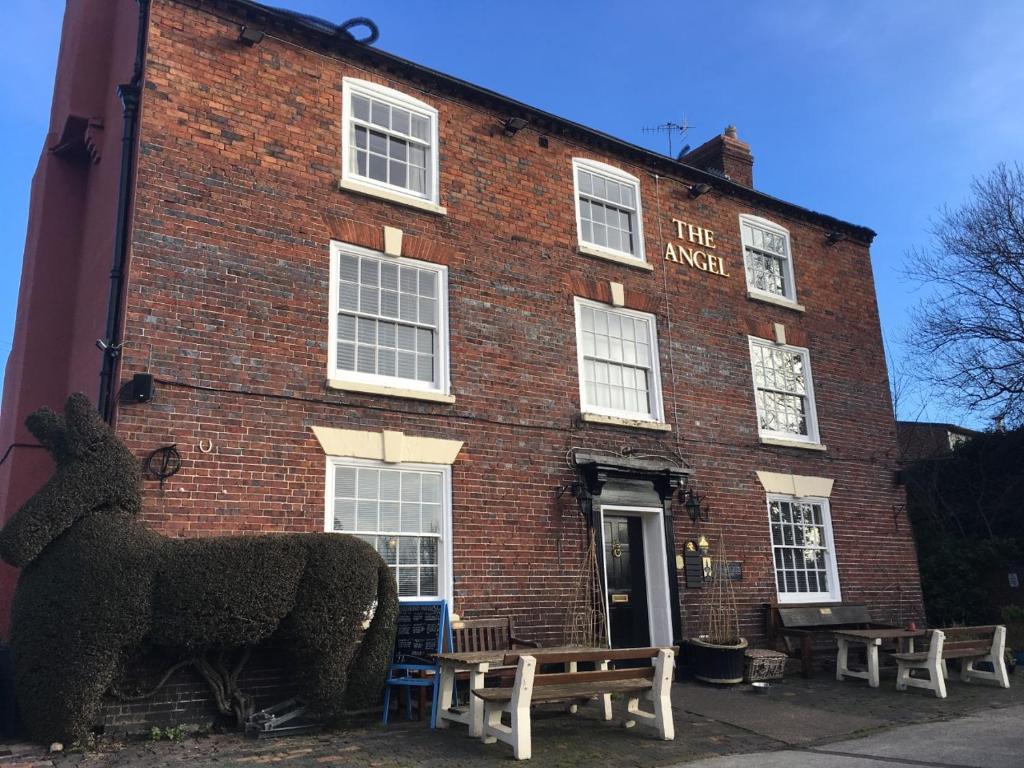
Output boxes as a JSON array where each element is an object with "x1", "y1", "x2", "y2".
[{"x1": 0, "y1": 0, "x2": 140, "y2": 636}]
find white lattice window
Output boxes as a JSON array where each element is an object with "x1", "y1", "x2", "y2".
[
  {"x1": 749, "y1": 337, "x2": 820, "y2": 444},
  {"x1": 342, "y1": 79, "x2": 439, "y2": 204},
  {"x1": 768, "y1": 495, "x2": 841, "y2": 603},
  {"x1": 740, "y1": 215, "x2": 796, "y2": 302},
  {"x1": 575, "y1": 299, "x2": 663, "y2": 422},
  {"x1": 327, "y1": 458, "x2": 451, "y2": 600},
  {"x1": 573, "y1": 159, "x2": 645, "y2": 262},
  {"x1": 329, "y1": 242, "x2": 449, "y2": 393}
]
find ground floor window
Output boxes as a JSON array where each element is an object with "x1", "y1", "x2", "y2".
[
  {"x1": 326, "y1": 458, "x2": 451, "y2": 600},
  {"x1": 767, "y1": 495, "x2": 841, "y2": 603}
]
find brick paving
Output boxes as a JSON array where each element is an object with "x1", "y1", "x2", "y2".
[{"x1": 0, "y1": 672, "x2": 1020, "y2": 767}]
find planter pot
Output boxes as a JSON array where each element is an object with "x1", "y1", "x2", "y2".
[{"x1": 688, "y1": 636, "x2": 748, "y2": 684}]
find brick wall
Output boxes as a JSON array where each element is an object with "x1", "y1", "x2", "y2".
[{"x1": 111, "y1": 0, "x2": 922, "y2": 663}]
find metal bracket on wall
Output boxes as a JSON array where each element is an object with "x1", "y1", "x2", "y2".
[{"x1": 892, "y1": 503, "x2": 907, "y2": 530}]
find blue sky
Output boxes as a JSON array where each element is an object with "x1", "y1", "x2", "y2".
[{"x1": 1, "y1": 0, "x2": 1022, "y2": 427}]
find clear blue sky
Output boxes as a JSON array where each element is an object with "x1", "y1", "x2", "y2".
[{"x1": 2, "y1": 0, "x2": 1022, "y2": 427}]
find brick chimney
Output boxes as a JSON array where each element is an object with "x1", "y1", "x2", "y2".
[{"x1": 680, "y1": 125, "x2": 754, "y2": 188}]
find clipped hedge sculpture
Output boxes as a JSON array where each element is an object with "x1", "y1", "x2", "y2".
[{"x1": 0, "y1": 394, "x2": 398, "y2": 743}]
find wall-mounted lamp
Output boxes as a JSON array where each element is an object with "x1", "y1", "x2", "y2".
[
  {"x1": 502, "y1": 117, "x2": 528, "y2": 137},
  {"x1": 688, "y1": 183, "x2": 712, "y2": 198},
  {"x1": 238, "y1": 25, "x2": 266, "y2": 46},
  {"x1": 826, "y1": 231, "x2": 846, "y2": 245},
  {"x1": 680, "y1": 484, "x2": 711, "y2": 523}
]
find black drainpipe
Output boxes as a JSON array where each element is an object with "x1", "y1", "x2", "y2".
[{"x1": 98, "y1": 0, "x2": 150, "y2": 422}]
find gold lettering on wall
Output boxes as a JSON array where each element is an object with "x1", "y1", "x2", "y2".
[{"x1": 665, "y1": 218, "x2": 729, "y2": 277}]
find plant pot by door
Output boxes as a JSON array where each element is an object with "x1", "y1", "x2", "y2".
[{"x1": 688, "y1": 636, "x2": 748, "y2": 684}]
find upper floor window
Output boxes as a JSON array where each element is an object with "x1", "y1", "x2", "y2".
[
  {"x1": 329, "y1": 241, "x2": 449, "y2": 394},
  {"x1": 740, "y1": 215, "x2": 797, "y2": 303},
  {"x1": 573, "y1": 159, "x2": 645, "y2": 263},
  {"x1": 749, "y1": 337, "x2": 820, "y2": 445},
  {"x1": 342, "y1": 78, "x2": 439, "y2": 205},
  {"x1": 574, "y1": 298, "x2": 663, "y2": 422}
]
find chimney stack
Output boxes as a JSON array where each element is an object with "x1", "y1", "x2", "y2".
[{"x1": 680, "y1": 125, "x2": 754, "y2": 188}]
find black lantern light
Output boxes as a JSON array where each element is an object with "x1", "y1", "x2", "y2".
[{"x1": 680, "y1": 483, "x2": 711, "y2": 523}]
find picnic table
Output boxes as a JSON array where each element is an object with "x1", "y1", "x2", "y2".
[
  {"x1": 834, "y1": 628, "x2": 925, "y2": 688},
  {"x1": 435, "y1": 645, "x2": 592, "y2": 737}
]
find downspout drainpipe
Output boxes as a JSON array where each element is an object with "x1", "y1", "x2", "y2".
[{"x1": 98, "y1": 0, "x2": 150, "y2": 422}]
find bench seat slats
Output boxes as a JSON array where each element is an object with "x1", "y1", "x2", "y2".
[
  {"x1": 502, "y1": 647, "x2": 662, "y2": 666},
  {"x1": 474, "y1": 677, "x2": 653, "y2": 703},
  {"x1": 534, "y1": 667, "x2": 654, "y2": 687}
]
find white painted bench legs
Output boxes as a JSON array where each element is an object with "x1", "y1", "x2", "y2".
[
  {"x1": 836, "y1": 637, "x2": 882, "y2": 687},
  {"x1": 620, "y1": 649, "x2": 675, "y2": 740},
  {"x1": 961, "y1": 626, "x2": 1010, "y2": 688},
  {"x1": 436, "y1": 662, "x2": 490, "y2": 737},
  {"x1": 895, "y1": 630, "x2": 947, "y2": 699},
  {"x1": 481, "y1": 655, "x2": 536, "y2": 760},
  {"x1": 480, "y1": 650, "x2": 676, "y2": 760}
]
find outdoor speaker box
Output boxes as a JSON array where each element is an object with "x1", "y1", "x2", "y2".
[{"x1": 131, "y1": 373, "x2": 154, "y2": 403}]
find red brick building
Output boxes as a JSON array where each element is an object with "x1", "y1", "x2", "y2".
[{"x1": 0, "y1": 0, "x2": 924, "y2": 650}]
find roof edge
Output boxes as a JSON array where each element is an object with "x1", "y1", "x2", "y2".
[{"x1": 196, "y1": 0, "x2": 877, "y2": 244}]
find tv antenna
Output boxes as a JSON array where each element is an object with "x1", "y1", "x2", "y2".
[{"x1": 642, "y1": 119, "x2": 692, "y2": 158}]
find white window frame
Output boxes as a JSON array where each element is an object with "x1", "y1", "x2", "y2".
[
  {"x1": 341, "y1": 78, "x2": 440, "y2": 206},
  {"x1": 767, "y1": 494, "x2": 842, "y2": 604},
  {"x1": 574, "y1": 298, "x2": 665, "y2": 424},
  {"x1": 572, "y1": 158, "x2": 646, "y2": 264},
  {"x1": 748, "y1": 336, "x2": 820, "y2": 446},
  {"x1": 739, "y1": 214, "x2": 798, "y2": 305},
  {"x1": 328, "y1": 240, "x2": 450, "y2": 395},
  {"x1": 324, "y1": 456, "x2": 453, "y2": 604}
]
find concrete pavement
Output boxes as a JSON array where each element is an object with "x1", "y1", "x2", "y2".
[{"x1": 679, "y1": 704, "x2": 1024, "y2": 768}]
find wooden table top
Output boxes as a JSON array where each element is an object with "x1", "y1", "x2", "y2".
[
  {"x1": 833, "y1": 628, "x2": 926, "y2": 640},
  {"x1": 437, "y1": 645, "x2": 597, "y2": 666}
]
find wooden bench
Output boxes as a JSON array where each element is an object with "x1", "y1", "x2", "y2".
[
  {"x1": 766, "y1": 602, "x2": 895, "y2": 677},
  {"x1": 452, "y1": 616, "x2": 539, "y2": 654},
  {"x1": 894, "y1": 626, "x2": 1010, "y2": 698},
  {"x1": 473, "y1": 647, "x2": 675, "y2": 761}
]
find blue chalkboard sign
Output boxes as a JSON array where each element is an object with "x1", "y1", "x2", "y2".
[
  {"x1": 383, "y1": 599, "x2": 451, "y2": 727},
  {"x1": 391, "y1": 599, "x2": 450, "y2": 665}
]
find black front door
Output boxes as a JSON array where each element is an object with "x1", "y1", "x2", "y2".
[{"x1": 603, "y1": 515, "x2": 651, "y2": 648}]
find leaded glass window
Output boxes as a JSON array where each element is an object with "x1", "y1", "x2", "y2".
[
  {"x1": 576, "y1": 300, "x2": 662, "y2": 421},
  {"x1": 330, "y1": 463, "x2": 446, "y2": 599},
  {"x1": 749, "y1": 338, "x2": 819, "y2": 443},
  {"x1": 740, "y1": 216, "x2": 795, "y2": 300},
  {"x1": 768, "y1": 497, "x2": 840, "y2": 601},
  {"x1": 574, "y1": 159, "x2": 645, "y2": 260}
]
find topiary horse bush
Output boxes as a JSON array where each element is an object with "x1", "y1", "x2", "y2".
[{"x1": 0, "y1": 394, "x2": 398, "y2": 743}]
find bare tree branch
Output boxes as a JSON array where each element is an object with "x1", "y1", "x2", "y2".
[{"x1": 904, "y1": 162, "x2": 1024, "y2": 426}]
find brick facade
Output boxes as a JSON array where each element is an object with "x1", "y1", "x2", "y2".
[{"x1": 2, "y1": 0, "x2": 924, "y2": 723}]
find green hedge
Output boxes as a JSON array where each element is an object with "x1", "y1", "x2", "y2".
[{"x1": 0, "y1": 394, "x2": 397, "y2": 743}]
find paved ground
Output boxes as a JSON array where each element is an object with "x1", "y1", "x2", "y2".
[
  {"x1": 0, "y1": 669, "x2": 1020, "y2": 767},
  {"x1": 680, "y1": 705, "x2": 1024, "y2": 768}
]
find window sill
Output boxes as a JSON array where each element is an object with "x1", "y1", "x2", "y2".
[
  {"x1": 776, "y1": 594, "x2": 842, "y2": 605},
  {"x1": 580, "y1": 412, "x2": 672, "y2": 431},
  {"x1": 747, "y1": 291, "x2": 805, "y2": 312},
  {"x1": 328, "y1": 378, "x2": 456, "y2": 403},
  {"x1": 759, "y1": 436, "x2": 827, "y2": 452},
  {"x1": 338, "y1": 177, "x2": 448, "y2": 216},
  {"x1": 577, "y1": 244, "x2": 653, "y2": 271}
]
